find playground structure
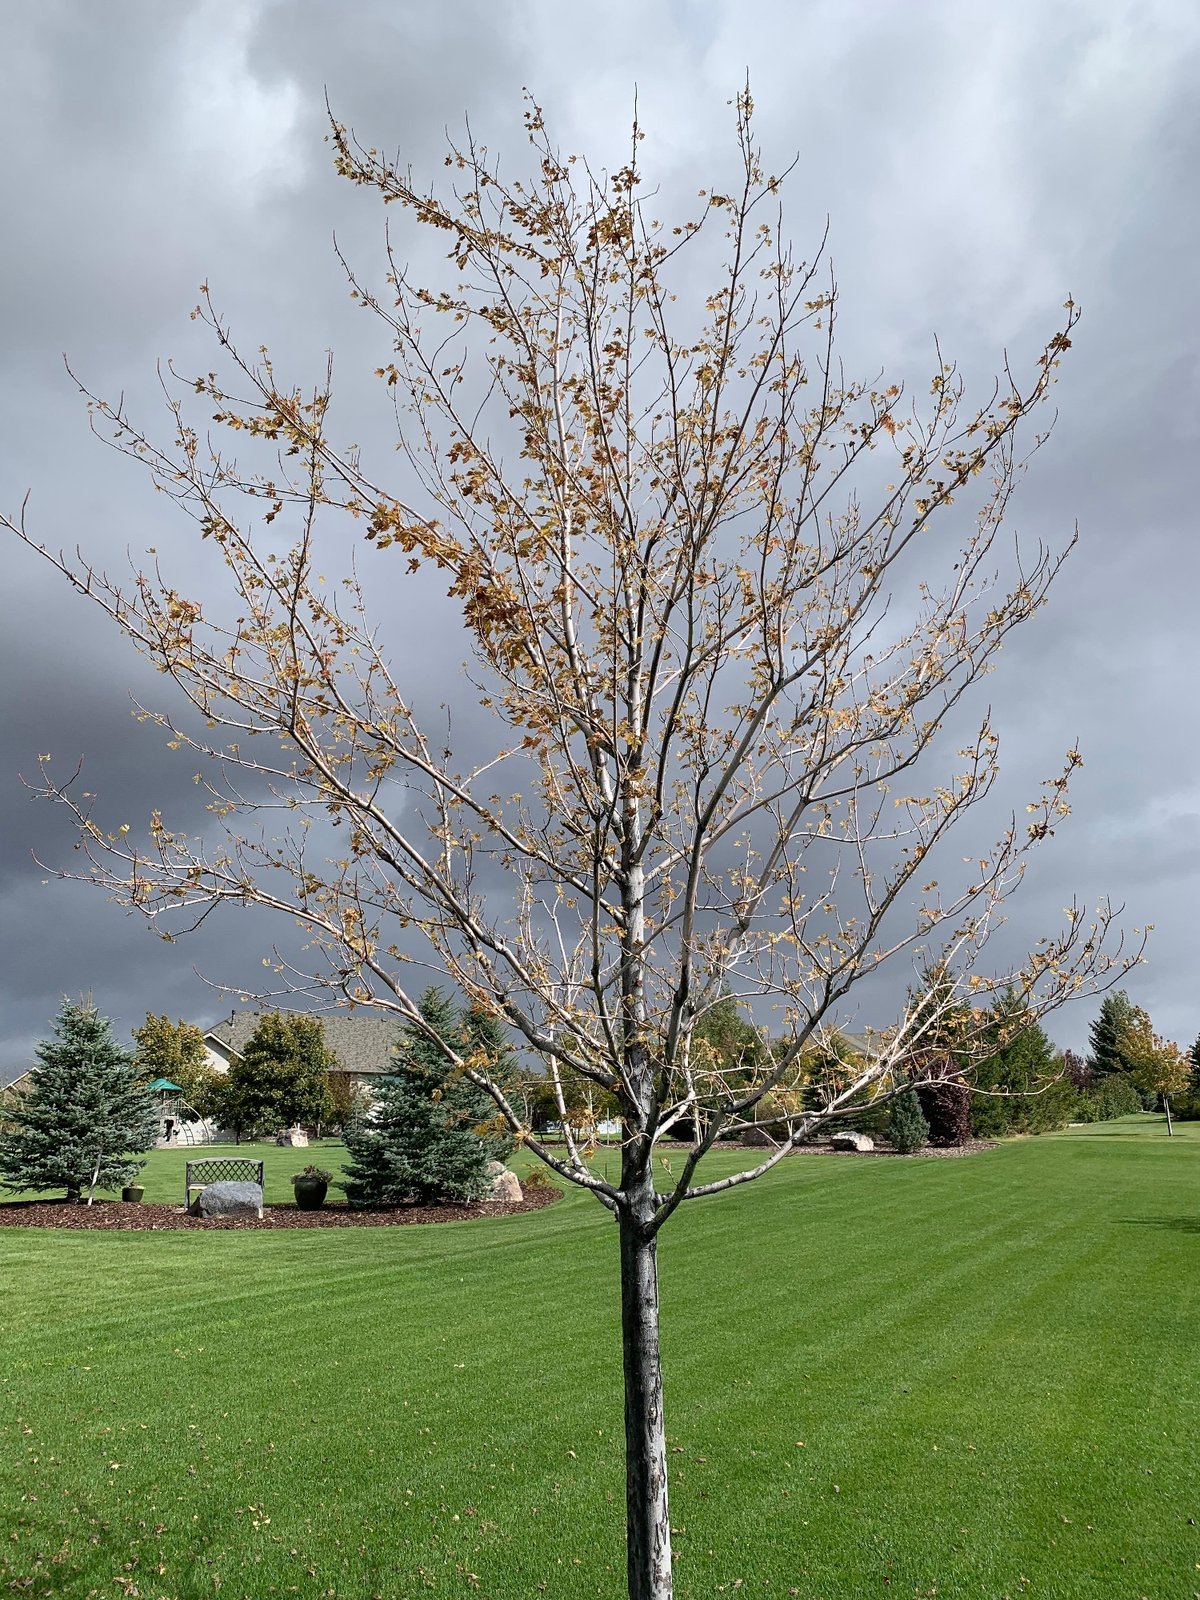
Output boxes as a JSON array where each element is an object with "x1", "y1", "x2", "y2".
[{"x1": 147, "y1": 1078, "x2": 217, "y2": 1147}]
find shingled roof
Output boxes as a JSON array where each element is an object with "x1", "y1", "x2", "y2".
[{"x1": 204, "y1": 1011, "x2": 402, "y2": 1076}]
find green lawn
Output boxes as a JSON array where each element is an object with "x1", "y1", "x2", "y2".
[
  {"x1": 1, "y1": 1118, "x2": 1196, "y2": 1598},
  {"x1": 0, "y1": 1139, "x2": 354, "y2": 1208}
]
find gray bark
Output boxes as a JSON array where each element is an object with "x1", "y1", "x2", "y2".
[{"x1": 619, "y1": 1165, "x2": 672, "y2": 1600}]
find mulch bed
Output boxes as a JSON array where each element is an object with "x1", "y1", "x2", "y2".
[
  {"x1": 655, "y1": 1137, "x2": 998, "y2": 1158},
  {"x1": 789, "y1": 1138, "x2": 997, "y2": 1159},
  {"x1": 0, "y1": 1186, "x2": 562, "y2": 1231}
]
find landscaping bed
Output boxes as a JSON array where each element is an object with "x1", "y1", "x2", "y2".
[
  {"x1": 656, "y1": 1136, "x2": 998, "y2": 1157},
  {"x1": 0, "y1": 1185, "x2": 561, "y2": 1229},
  {"x1": 790, "y1": 1137, "x2": 997, "y2": 1158}
]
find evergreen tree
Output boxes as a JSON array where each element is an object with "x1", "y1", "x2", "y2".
[
  {"x1": 888, "y1": 1089, "x2": 930, "y2": 1154},
  {"x1": 971, "y1": 988, "x2": 1073, "y2": 1137},
  {"x1": 1086, "y1": 991, "x2": 1139, "y2": 1079},
  {"x1": 223, "y1": 1013, "x2": 337, "y2": 1137},
  {"x1": 0, "y1": 999, "x2": 158, "y2": 1202},
  {"x1": 460, "y1": 1003, "x2": 519, "y2": 1092},
  {"x1": 341, "y1": 987, "x2": 513, "y2": 1206}
]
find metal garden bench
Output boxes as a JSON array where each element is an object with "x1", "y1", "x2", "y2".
[{"x1": 185, "y1": 1157, "x2": 266, "y2": 1209}]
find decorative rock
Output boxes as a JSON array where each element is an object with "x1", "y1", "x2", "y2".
[
  {"x1": 276, "y1": 1127, "x2": 309, "y2": 1147},
  {"x1": 830, "y1": 1130, "x2": 874, "y2": 1153},
  {"x1": 484, "y1": 1160, "x2": 524, "y2": 1203},
  {"x1": 197, "y1": 1180, "x2": 264, "y2": 1219}
]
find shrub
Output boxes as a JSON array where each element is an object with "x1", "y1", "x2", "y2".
[
  {"x1": 888, "y1": 1090, "x2": 930, "y2": 1154},
  {"x1": 1075, "y1": 1074, "x2": 1142, "y2": 1123},
  {"x1": 917, "y1": 1079, "x2": 972, "y2": 1147},
  {"x1": 921, "y1": 1075, "x2": 979, "y2": 1152}
]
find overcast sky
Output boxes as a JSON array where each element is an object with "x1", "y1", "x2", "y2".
[{"x1": 2, "y1": 0, "x2": 1197, "y2": 1070}]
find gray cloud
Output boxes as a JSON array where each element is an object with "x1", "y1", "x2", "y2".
[{"x1": 3, "y1": 0, "x2": 1198, "y2": 1068}]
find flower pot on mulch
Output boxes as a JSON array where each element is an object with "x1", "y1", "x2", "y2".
[
  {"x1": 292, "y1": 1166, "x2": 331, "y2": 1210},
  {"x1": 121, "y1": 1185, "x2": 144, "y2": 1203}
]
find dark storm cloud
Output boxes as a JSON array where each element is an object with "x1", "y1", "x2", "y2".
[{"x1": 3, "y1": 0, "x2": 1198, "y2": 1067}]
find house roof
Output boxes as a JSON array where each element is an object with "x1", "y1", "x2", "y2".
[
  {"x1": 204, "y1": 1011, "x2": 402, "y2": 1076},
  {"x1": 824, "y1": 1028, "x2": 880, "y2": 1059},
  {"x1": 1, "y1": 1065, "x2": 32, "y2": 1091}
]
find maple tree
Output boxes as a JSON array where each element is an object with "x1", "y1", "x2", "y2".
[
  {"x1": 5, "y1": 93, "x2": 1141, "y2": 1600},
  {"x1": 132, "y1": 1012, "x2": 224, "y2": 1121},
  {"x1": 1119, "y1": 1012, "x2": 1189, "y2": 1135}
]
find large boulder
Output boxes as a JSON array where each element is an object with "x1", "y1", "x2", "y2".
[
  {"x1": 484, "y1": 1160, "x2": 523, "y2": 1204},
  {"x1": 276, "y1": 1127, "x2": 309, "y2": 1147},
  {"x1": 830, "y1": 1130, "x2": 874, "y2": 1153},
  {"x1": 197, "y1": 1180, "x2": 264, "y2": 1219}
]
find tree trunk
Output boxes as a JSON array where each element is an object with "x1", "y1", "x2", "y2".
[
  {"x1": 1165, "y1": 1096, "x2": 1174, "y2": 1135},
  {"x1": 619, "y1": 1186, "x2": 672, "y2": 1600}
]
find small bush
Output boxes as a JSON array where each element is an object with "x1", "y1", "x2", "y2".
[
  {"x1": 917, "y1": 1080, "x2": 972, "y2": 1147},
  {"x1": 889, "y1": 1090, "x2": 930, "y2": 1154}
]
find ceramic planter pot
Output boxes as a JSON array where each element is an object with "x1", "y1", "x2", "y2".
[
  {"x1": 122, "y1": 1185, "x2": 145, "y2": 1203},
  {"x1": 292, "y1": 1177, "x2": 328, "y2": 1210}
]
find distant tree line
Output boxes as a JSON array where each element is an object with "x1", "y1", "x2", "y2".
[{"x1": 4, "y1": 981, "x2": 1193, "y2": 1208}]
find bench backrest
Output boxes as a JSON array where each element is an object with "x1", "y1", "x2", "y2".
[{"x1": 185, "y1": 1157, "x2": 266, "y2": 1206}]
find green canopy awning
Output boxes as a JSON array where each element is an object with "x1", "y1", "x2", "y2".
[{"x1": 147, "y1": 1078, "x2": 183, "y2": 1094}]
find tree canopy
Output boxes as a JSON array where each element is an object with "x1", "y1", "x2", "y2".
[
  {"x1": 223, "y1": 1012, "x2": 337, "y2": 1136},
  {"x1": 132, "y1": 1013, "x2": 224, "y2": 1120}
]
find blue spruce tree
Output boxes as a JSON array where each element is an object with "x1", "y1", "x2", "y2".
[
  {"x1": 0, "y1": 998, "x2": 159, "y2": 1203},
  {"x1": 341, "y1": 988, "x2": 513, "y2": 1206}
]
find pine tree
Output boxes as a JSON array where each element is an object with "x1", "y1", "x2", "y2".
[
  {"x1": 888, "y1": 1090, "x2": 930, "y2": 1154},
  {"x1": 1086, "y1": 991, "x2": 1160, "y2": 1108},
  {"x1": 1086, "y1": 991, "x2": 1139, "y2": 1078},
  {"x1": 972, "y1": 988, "x2": 1072, "y2": 1137},
  {"x1": 223, "y1": 1012, "x2": 337, "y2": 1137},
  {"x1": 341, "y1": 988, "x2": 513, "y2": 1206},
  {"x1": 0, "y1": 999, "x2": 159, "y2": 1202}
]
